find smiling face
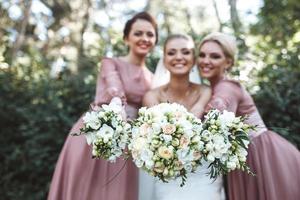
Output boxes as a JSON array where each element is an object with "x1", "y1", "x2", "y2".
[
  {"x1": 197, "y1": 41, "x2": 233, "y2": 81},
  {"x1": 164, "y1": 37, "x2": 195, "y2": 76},
  {"x1": 124, "y1": 19, "x2": 156, "y2": 57}
]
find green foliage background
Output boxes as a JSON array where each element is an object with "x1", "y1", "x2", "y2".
[
  {"x1": 0, "y1": 67, "x2": 96, "y2": 199},
  {"x1": 0, "y1": 0, "x2": 299, "y2": 199},
  {"x1": 251, "y1": 0, "x2": 300, "y2": 146}
]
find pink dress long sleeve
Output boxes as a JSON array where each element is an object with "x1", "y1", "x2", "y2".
[
  {"x1": 47, "y1": 57, "x2": 153, "y2": 200},
  {"x1": 205, "y1": 79, "x2": 300, "y2": 200}
]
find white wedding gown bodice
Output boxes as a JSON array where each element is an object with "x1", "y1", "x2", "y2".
[{"x1": 138, "y1": 162, "x2": 225, "y2": 200}]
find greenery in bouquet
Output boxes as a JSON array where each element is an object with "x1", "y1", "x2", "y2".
[
  {"x1": 128, "y1": 103, "x2": 204, "y2": 186},
  {"x1": 71, "y1": 97, "x2": 131, "y2": 162},
  {"x1": 201, "y1": 109, "x2": 255, "y2": 179}
]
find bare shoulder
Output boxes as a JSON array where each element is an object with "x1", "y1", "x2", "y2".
[
  {"x1": 143, "y1": 88, "x2": 160, "y2": 100},
  {"x1": 191, "y1": 83, "x2": 212, "y2": 97},
  {"x1": 189, "y1": 83, "x2": 211, "y2": 118},
  {"x1": 142, "y1": 86, "x2": 162, "y2": 107}
]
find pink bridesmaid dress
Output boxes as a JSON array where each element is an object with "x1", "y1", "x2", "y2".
[
  {"x1": 47, "y1": 57, "x2": 153, "y2": 200},
  {"x1": 206, "y1": 78, "x2": 300, "y2": 200}
]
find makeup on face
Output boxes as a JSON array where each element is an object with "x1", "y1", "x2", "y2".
[
  {"x1": 164, "y1": 38, "x2": 195, "y2": 75},
  {"x1": 126, "y1": 19, "x2": 156, "y2": 56},
  {"x1": 197, "y1": 41, "x2": 231, "y2": 80}
]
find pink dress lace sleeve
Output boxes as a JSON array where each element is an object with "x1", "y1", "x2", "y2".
[
  {"x1": 94, "y1": 58, "x2": 126, "y2": 106},
  {"x1": 205, "y1": 80, "x2": 242, "y2": 113}
]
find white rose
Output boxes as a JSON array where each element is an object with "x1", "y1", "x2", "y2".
[
  {"x1": 161, "y1": 134, "x2": 172, "y2": 143},
  {"x1": 140, "y1": 149, "x2": 154, "y2": 161},
  {"x1": 239, "y1": 155, "x2": 247, "y2": 162},
  {"x1": 201, "y1": 130, "x2": 212, "y2": 141},
  {"x1": 133, "y1": 137, "x2": 147, "y2": 151},
  {"x1": 92, "y1": 148, "x2": 98, "y2": 157},
  {"x1": 139, "y1": 106, "x2": 147, "y2": 114},
  {"x1": 227, "y1": 161, "x2": 236, "y2": 170},
  {"x1": 111, "y1": 118, "x2": 119, "y2": 128},
  {"x1": 242, "y1": 139, "x2": 250, "y2": 147},
  {"x1": 191, "y1": 135, "x2": 201, "y2": 143},
  {"x1": 205, "y1": 141, "x2": 214, "y2": 151},
  {"x1": 184, "y1": 163, "x2": 193, "y2": 173},
  {"x1": 97, "y1": 124, "x2": 114, "y2": 143},
  {"x1": 97, "y1": 111, "x2": 105, "y2": 118},
  {"x1": 83, "y1": 111, "x2": 101, "y2": 130},
  {"x1": 207, "y1": 154, "x2": 215, "y2": 162},
  {"x1": 85, "y1": 131, "x2": 96, "y2": 145},
  {"x1": 135, "y1": 159, "x2": 144, "y2": 168},
  {"x1": 131, "y1": 127, "x2": 140, "y2": 137},
  {"x1": 115, "y1": 125, "x2": 123, "y2": 133},
  {"x1": 177, "y1": 148, "x2": 194, "y2": 164},
  {"x1": 151, "y1": 123, "x2": 162, "y2": 134},
  {"x1": 219, "y1": 110, "x2": 236, "y2": 125},
  {"x1": 193, "y1": 124, "x2": 203, "y2": 133},
  {"x1": 107, "y1": 97, "x2": 123, "y2": 113}
]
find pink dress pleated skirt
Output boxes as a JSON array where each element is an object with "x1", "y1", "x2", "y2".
[
  {"x1": 47, "y1": 117, "x2": 138, "y2": 200},
  {"x1": 227, "y1": 131, "x2": 300, "y2": 200}
]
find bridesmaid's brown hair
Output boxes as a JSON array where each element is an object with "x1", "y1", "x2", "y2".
[{"x1": 123, "y1": 11, "x2": 158, "y2": 44}]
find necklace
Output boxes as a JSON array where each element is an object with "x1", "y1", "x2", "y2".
[{"x1": 162, "y1": 83, "x2": 194, "y2": 107}]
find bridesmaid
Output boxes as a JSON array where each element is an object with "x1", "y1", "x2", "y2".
[
  {"x1": 47, "y1": 12, "x2": 158, "y2": 200},
  {"x1": 196, "y1": 32, "x2": 300, "y2": 200}
]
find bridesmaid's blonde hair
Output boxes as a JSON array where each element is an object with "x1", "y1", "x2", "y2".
[{"x1": 198, "y1": 32, "x2": 237, "y2": 67}]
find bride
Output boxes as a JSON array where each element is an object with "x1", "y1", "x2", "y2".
[{"x1": 139, "y1": 34, "x2": 225, "y2": 200}]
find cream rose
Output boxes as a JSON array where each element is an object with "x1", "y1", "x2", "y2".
[
  {"x1": 179, "y1": 135, "x2": 190, "y2": 148},
  {"x1": 139, "y1": 123, "x2": 150, "y2": 136},
  {"x1": 158, "y1": 146, "x2": 174, "y2": 160},
  {"x1": 174, "y1": 160, "x2": 184, "y2": 170},
  {"x1": 154, "y1": 161, "x2": 165, "y2": 173},
  {"x1": 173, "y1": 111, "x2": 184, "y2": 120},
  {"x1": 162, "y1": 124, "x2": 176, "y2": 135}
]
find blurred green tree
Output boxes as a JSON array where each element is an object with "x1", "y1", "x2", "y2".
[{"x1": 250, "y1": 0, "x2": 300, "y2": 148}]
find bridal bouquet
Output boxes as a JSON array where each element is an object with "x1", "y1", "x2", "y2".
[
  {"x1": 201, "y1": 109, "x2": 254, "y2": 178},
  {"x1": 128, "y1": 103, "x2": 204, "y2": 186},
  {"x1": 72, "y1": 97, "x2": 131, "y2": 162}
]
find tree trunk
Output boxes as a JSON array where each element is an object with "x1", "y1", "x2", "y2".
[
  {"x1": 77, "y1": 0, "x2": 92, "y2": 71},
  {"x1": 183, "y1": 7, "x2": 196, "y2": 37},
  {"x1": 228, "y1": 0, "x2": 241, "y2": 35},
  {"x1": 213, "y1": 0, "x2": 223, "y2": 32},
  {"x1": 40, "y1": 0, "x2": 72, "y2": 31},
  {"x1": 11, "y1": 0, "x2": 33, "y2": 65},
  {"x1": 163, "y1": 9, "x2": 172, "y2": 35},
  {"x1": 228, "y1": 0, "x2": 247, "y2": 54}
]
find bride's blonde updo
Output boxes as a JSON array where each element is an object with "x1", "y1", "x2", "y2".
[
  {"x1": 163, "y1": 34, "x2": 195, "y2": 55},
  {"x1": 198, "y1": 32, "x2": 237, "y2": 67}
]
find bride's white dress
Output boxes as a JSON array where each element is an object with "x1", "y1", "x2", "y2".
[
  {"x1": 140, "y1": 60, "x2": 224, "y2": 200},
  {"x1": 138, "y1": 162, "x2": 225, "y2": 200}
]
